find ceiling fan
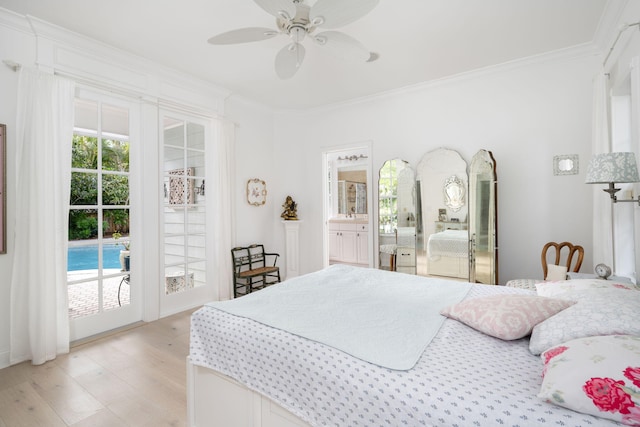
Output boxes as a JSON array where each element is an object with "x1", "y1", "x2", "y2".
[{"x1": 207, "y1": 0, "x2": 379, "y2": 79}]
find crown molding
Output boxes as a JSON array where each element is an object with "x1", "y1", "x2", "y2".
[{"x1": 280, "y1": 42, "x2": 600, "y2": 116}]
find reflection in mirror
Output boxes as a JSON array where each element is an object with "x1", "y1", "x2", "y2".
[
  {"x1": 333, "y1": 162, "x2": 368, "y2": 217},
  {"x1": 378, "y1": 159, "x2": 416, "y2": 274},
  {"x1": 444, "y1": 175, "x2": 466, "y2": 212},
  {"x1": 416, "y1": 148, "x2": 469, "y2": 279},
  {"x1": 469, "y1": 149, "x2": 498, "y2": 284}
]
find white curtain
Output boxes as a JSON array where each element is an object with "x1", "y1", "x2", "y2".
[
  {"x1": 591, "y1": 71, "x2": 614, "y2": 268},
  {"x1": 212, "y1": 119, "x2": 235, "y2": 300},
  {"x1": 10, "y1": 68, "x2": 75, "y2": 365}
]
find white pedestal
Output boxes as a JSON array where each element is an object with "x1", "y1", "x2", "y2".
[{"x1": 282, "y1": 220, "x2": 302, "y2": 279}]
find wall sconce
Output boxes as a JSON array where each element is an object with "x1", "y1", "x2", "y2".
[
  {"x1": 585, "y1": 152, "x2": 640, "y2": 204},
  {"x1": 194, "y1": 180, "x2": 205, "y2": 196},
  {"x1": 337, "y1": 154, "x2": 368, "y2": 161}
]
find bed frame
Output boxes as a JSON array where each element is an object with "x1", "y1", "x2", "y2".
[
  {"x1": 427, "y1": 255, "x2": 469, "y2": 279},
  {"x1": 187, "y1": 357, "x2": 310, "y2": 427}
]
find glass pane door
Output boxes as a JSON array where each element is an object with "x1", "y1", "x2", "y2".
[
  {"x1": 68, "y1": 94, "x2": 141, "y2": 340},
  {"x1": 161, "y1": 113, "x2": 209, "y2": 313}
]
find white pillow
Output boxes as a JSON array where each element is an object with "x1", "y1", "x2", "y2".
[
  {"x1": 545, "y1": 264, "x2": 567, "y2": 281},
  {"x1": 440, "y1": 294, "x2": 575, "y2": 340},
  {"x1": 539, "y1": 335, "x2": 640, "y2": 425},
  {"x1": 536, "y1": 278, "x2": 639, "y2": 298},
  {"x1": 529, "y1": 288, "x2": 640, "y2": 354}
]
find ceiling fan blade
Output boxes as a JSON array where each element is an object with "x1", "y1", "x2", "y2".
[
  {"x1": 275, "y1": 43, "x2": 306, "y2": 79},
  {"x1": 208, "y1": 27, "x2": 279, "y2": 45},
  {"x1": 310, "y1": 0, "x2": 379, "y2": 29},
  {"x1": 254, "y1": 0, "x2": 296, "y2": 20},
  {"x1": 313, "y1": 31, "x2": 371, "y2": 62}
]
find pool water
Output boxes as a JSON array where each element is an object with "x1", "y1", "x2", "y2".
[{"x1": 68, "y1": 244, "x2": 122, "y2": 271}]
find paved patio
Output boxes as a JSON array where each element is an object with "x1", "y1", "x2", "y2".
[{"x1": 68, "y1": 269, "x2": 130, "y2": 319}]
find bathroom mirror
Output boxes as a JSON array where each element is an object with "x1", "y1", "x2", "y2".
[
  {"x1": 415, "y1": 148, "x2": 469, "y2": 279},
  {"x1": 378, "y1": 159, "x2": 416, "y2": 274},
  {"x1": 469, "y1": 149, "x2": 498, "y2": 284},
  {"x1": 336, "y1": 166, "x2": 367, "y2": 215}
]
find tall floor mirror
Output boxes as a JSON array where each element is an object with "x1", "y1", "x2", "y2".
[
  {"x1": 415, "y1": 148, "x2": 469, "y2": 279},
  {"x1": 379, "y1": 148, "x2": 498, "y2": 284},
  {"x1": 469, "y1": 149, "x2": 498, "y2": 284},
  {"x1": 378, "y1": 159, "x2": 416, "y2": 273}
]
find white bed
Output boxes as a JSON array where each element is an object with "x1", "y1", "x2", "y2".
[
  {"x1": 427, "y1": 229, "x2": 469, "y2": 279},
  {"x1": 188, "y1": 265, "x2": 631, "y2": 427}
]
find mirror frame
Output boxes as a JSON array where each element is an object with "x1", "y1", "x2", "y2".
[
  {"x1": 469, "y1": 149, "x2": 498, "y2": 284},
  {"x1": 378, "y1": 158, "x2": 416, "y2": 273},
  {"x1": 553, "y1": 154, "x2": 579, "y2": 176}
]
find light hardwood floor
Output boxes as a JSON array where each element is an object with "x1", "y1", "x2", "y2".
[{"x1": 0, "y1": 308, "x2": 199, "y2": 427}]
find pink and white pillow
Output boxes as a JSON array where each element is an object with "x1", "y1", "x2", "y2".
[
  {"x1": 540, "y1": 335, "x2": 640, "y2": 425},
  {"x1": 440, "y1": 294, "x2": 575, "y2": 340}
]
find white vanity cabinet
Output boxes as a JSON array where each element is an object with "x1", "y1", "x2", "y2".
[{"x1": 329, "y1": 222, "x2": 369, "y2": 266}]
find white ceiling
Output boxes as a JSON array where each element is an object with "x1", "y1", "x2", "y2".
[{"x1": 0, "y1": 0, "x2": 613, "y2": 109}]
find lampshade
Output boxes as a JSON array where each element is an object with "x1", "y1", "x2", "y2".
[{"x1": 585, "y1": 152, "x2": 640, "y2": 184}]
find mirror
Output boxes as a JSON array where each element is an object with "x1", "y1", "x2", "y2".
[
  {"x1": 338, "y1": 173, "x2": 367, "y2": 215},
  {"x1": 553, "y1": 154, "x2": 579, "y2": 176},
  {"x1": 378, "y1": 159, "x2": 416, "y2": 273},
  {"x1": 469, "y1": 149, "x2": 498, "y2": 284},
  {"x1": 415, "y1": 148, "x2": 469, "y2": 279}
]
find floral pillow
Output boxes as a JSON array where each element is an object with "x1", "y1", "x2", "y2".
[
  {"x1": 536, "y1": 279, "x2": 638, "y2": 298},
  {"x1": 529, "y1": 288, "x2": 640, "y2": 354},
  {"x1": 440, "y1": 294, "x2": 575, "y2": 340},
  {"x1": 539, "y1": 335, "x2": 640, "y2": 425}
]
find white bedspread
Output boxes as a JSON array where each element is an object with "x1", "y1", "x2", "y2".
[
  {"x1": 205, "y1": 264, "x2": 471, "y2": 370},
  {"x1": 427, "y1": 229, "x2": 469, "y2": 258},
  {"x1": 190, "y1": 282, "x2": 620, "y2": 427}
]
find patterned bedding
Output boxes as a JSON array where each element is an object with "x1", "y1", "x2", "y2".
[
  {"x1": 427, "y1": 229, "x2": 469, "y2": 258},
  {"x1": 190, "y1": 280, "x2": 620, "y2": 427}
]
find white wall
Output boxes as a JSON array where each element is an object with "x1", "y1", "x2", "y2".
[
  {"x1": 224, "y1": 97, "x2": 279, "y2": 250},
  {"x1": 272, "y1": 53, "x2": 597, "y2": 283}
]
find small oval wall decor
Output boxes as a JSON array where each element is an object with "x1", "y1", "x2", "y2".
[{"x1": 247, "y1": 178, "x2": 267, "y2": 206}]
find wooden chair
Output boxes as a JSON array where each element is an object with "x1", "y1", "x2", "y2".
[
  {"x1": 541, "y1": 241, "x2": 584, "y2": 279},
  {"x1": 231, "y1": 244, "x2": 281, "y2": 298},
  {"x1": 506, "y1": 241, "x2": 584, "y2": 290}
]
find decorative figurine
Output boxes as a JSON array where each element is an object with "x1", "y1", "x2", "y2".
[{"x1": 281, "y1": 195, "x2": 298, "y2": 220}]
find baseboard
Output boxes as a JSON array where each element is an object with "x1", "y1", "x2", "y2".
[{"x1": 0, "y1": 350, "x2": 10, "y2": 369}]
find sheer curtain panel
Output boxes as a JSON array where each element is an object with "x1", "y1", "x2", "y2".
[
  {"x1": 591, "y1": 72, "x2": 614, "y2": 269},
  {"x1": 10, "y1": 68, "x2": 75, "y2": 365},
  {"x1": 213, "y1": 119, "x2": 235, "y2": 301}
]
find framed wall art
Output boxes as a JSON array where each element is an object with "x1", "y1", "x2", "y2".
[
  {"x1": 247, "y1": 178, "x2": 267, "y2": 206},
  {"x1": 0, "y1": 124, "x2": 4, "y2": 254}
]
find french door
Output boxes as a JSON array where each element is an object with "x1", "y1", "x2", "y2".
[
  {"x1": 159, "y1": 110, "x2": 213, "y2": 315},
  {"x1": 67, "y1": 90, "x2": 141, "y2": 341}
]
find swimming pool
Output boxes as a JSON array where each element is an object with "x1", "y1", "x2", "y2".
[{"x1": 68, "y1": 244, "x2": 122, "y2": 271}]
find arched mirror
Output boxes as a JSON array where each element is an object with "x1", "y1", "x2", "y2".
[
  {"x1": 469, "y1": 149, "x2": 498, "y2": 284},
  {"x1": 378, "y1": 159, "x2": 416, "y2": 274},
  {"x1": 415, "y1": 148, "x2": 469, "y2": 279}
]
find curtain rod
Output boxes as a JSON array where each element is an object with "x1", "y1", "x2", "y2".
[
  {"x1": 603, "y1": 22, "x2": 640, "y2": 67},
  {"x1": 2, "y1": 60, "x2": 21, "y2": 72}
]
